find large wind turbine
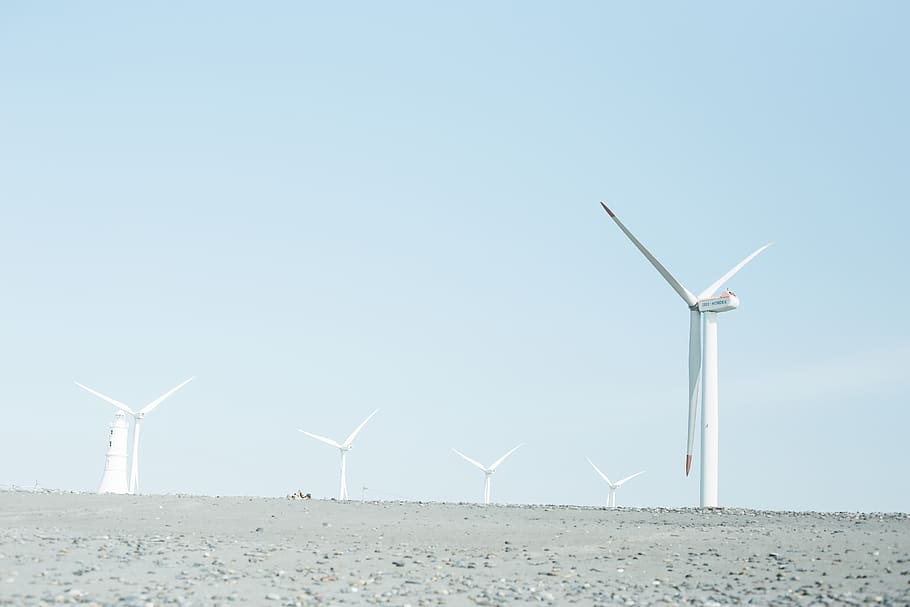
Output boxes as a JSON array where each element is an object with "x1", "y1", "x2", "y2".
[
  {"x1": 298, "y1": 409, "x2": 379, "y2": 500},
  {"x1": 586, "y1": 457, "x2": 644, "y2": 507},
  {"x1": 75, "y1": 377, "x2": 195, "y2": 494},
  {"x1": 600, "y1": 203, "x2": 770, "y2": 507},
  {"x1": 451, "y1": 444, "x2": 524, "y2": 504}
]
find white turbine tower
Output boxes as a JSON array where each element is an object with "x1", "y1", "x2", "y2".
[
  {"x1": 451, "y1": 444, "x2": 524, "y2": 505},
  {"x1": 586, "y1": 457, "x2": 644, "y2": 507},
  {"x1": 601, "y1": 203, "x2": 770, "y2": 507},
  {"x1": 75, "y1": 377, "x2": 195, "y2": 495},
  {"x1": 298, "y1": 409, "x2": 379, "y2": 500}
]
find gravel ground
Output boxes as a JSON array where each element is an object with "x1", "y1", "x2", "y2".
[{"x1": 0, "y1": 491, "x2": 907, "y2": 606}]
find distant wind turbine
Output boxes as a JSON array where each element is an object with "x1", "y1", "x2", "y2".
[
  {"x1": 298, "y1": 409, "x2": 379, "y2": 500},
  {"x1": 600, "y1": 203, "x2": 770, "y2": 507},
  {"x1": 586, "y1": 457, "x2": 644, "y2": 507},
  {"x1": 75, "y1": 377, "x2": 195, "y2": 495},
  {"x1": 452, "y1": 444, "x2": 524, "y2": 504}
]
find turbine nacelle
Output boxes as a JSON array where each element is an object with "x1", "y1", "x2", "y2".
[{"x1": 697, "y1": 290, "x2": 739, "y2": 313}]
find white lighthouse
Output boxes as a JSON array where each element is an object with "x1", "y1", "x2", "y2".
[{"x1": 98, "y1": 411, "x2": 130, "y2": 494}]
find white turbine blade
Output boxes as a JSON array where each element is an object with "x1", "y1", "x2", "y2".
[
  {"x1": 600, "y1": 203, "x2": 698, "y2": 307},
  {"x1": 343, "y1": 409, "x2": 380, "y2": 448},
  {"x1": 698, "y1": 242, "x2": 773, "y2": 299},
  {"x1": 451, "y1": 448, "x2": 488, "y2": 472},
  {"x1": 139, "y1": 377, "x2": 195, "y2": 415},
  {"x1": 686, "y1": 372, "x2": 702, "y2": 478},
  {"x1": 687, "y1": 310, "x2": 701, "y2": 477},
  {"x1": 615, "y1": 470, "x2": 645, "y2": 487},
  {"x1": 74, "y1": 381, "x2": 136, "y2": 416},
  {"x1": 490, "y1": 443, "x2": 524, "y2": 471},
  {"x1": 586, "y1": 457, "x2": 615, "y2": 488},
  {"x1": 298, "y1": 430, "x2": 342, "y2": 449}
]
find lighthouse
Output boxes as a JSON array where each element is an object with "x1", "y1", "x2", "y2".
[{"x1": 98, "y1": 411, "x2": 130, "y2": 494}]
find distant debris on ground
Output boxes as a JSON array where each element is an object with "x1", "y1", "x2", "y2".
[
  {"x1": 287, "y1": 490, "x2": 312, "y2": 500},
  {"x1": 0, "y1": 483, "x2": 68, "y2": 494}
]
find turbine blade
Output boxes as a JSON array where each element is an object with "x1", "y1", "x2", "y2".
[
  {"x1": 586, "y1": 457, "x2": 614, "y2": 488},
  {"x1": 343, "y1": 409, "x2": 380, "y2": 448},
  {"x1": 139, "y1": 377, "x2": 195, "y2": 415},
  {"x1": 74, "y1": 381, "x2": 136, "y2": 416},
  {"x1": 451, "y1": 448, "x2": 488, "y2": 472},
  {"x1": 686, "y1": 377, "x2": 702, "y2": 477},
  {"x1": 490, "y1": 443, "x2": 524, "y2": 471},
  {"x1": 615, "y1": 470, "x2": 645, "y2": 487},
  {"x1": 600, "y1": 203, "x2": 698, "y2": 307},
  {"x1": 698, "y1": 243, "x2": 773, "y2": 299},
  {"x1": 298, "y1": 430, "x2": 342, "y2": 449},
  {"x1": 687, "y1": 310, "x2": 702, "y2": 477}
]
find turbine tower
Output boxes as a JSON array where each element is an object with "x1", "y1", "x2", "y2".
[
  {"x1": 98, "y1": 411, "x2": 130, "y2": 494},
  {"x1": 451, "y1": 444, "x2": 524, "y2": 505},
  {"x1": 75, "y1": 377, "x2": 195, "y2": 495},
  {"x1": 600, "y1": 203, "x2": 770, "y2": 507},
  {"x1": 298, "y1": 409, "x2": 379, "y2": 500},
  {"x1": 586, "y1": 457, "x2": 644, "y2": 507}
]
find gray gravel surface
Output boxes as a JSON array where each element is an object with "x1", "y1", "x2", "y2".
[{"x1": 0, "y1": 492, "x2": 907, "y2": 606}]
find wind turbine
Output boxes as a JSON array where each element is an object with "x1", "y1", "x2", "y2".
[
  {"x1": 600, "y1": 203, "x2": 770, "y2": 507},
  {"x1": 298, "y1": 409, "x2": 379, "y2": 500},
  {"x1": 75, "y1": 377, "x2": 195, "y2": 495},
  {"x1": 451, "y1": 444, "x2": 524, "y2": 504},
  {"x1": 586, "y1": 457, "x2": 644, "y2": 507}
]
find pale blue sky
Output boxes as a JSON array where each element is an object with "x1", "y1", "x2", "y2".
[{"x1": 1, "y1": 2, "x2": 907, "y2": 511}]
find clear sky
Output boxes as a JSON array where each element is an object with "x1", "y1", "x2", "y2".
[{"x1": 1, "y1": 2, "x2": 908, "y2": 512}]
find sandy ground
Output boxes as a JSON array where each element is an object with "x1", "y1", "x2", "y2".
[{"x1": 0, "y1": 491, "x2": 907, "y2": 606}]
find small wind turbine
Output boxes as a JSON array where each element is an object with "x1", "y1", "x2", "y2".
[
  {"x1": 451, "y1": 444, "x2": 524, "y2": 504},
  {"x1": 75, "y1": 377, "x2": 195, "y2": 495},
  {"x1": 298, "y1": 409, "x2": 379, "y2": 500},
  {"x1": 586, "y1": 457, "x2": 644, "y2": 507},
  {"x1": 600, "y1": 203, "x2": 770, "y2": 507}
]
